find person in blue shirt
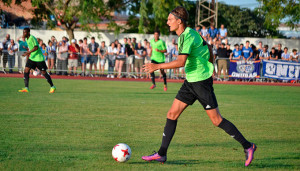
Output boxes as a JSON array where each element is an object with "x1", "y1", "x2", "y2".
[
  {"x1": 208, "y1": 25, "x2": 218, "y2": 39},
  {"x1": 242, "y1": 41, "x2": 253, "y2": 61},
  {"x1": 230, "y1": 44, "x2": 242, "y2": 60},
  {"x1": 218, "y1": 24, "x2": 227, "y2": 40}
]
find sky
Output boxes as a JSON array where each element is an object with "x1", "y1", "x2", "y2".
[{"x1": 219, "y1": 0, "x2": 260, "y2": 10}]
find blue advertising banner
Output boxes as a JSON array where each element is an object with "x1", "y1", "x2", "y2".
[
  {"x1": 262, "y1": 60, "x2": 300, "y2": 80},
  {"x1": 229, "y1": 60, "x2": 260, "y2": 79}
]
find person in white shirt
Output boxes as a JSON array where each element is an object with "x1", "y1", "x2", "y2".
[
  {"x1": 107, "y1": 42, "x2": 118, "y2": 78},
  {"x1": 281, "y1": 47, "x2": 290, "y2": 61},
  {"x1": 7, "y1": 39, "x2": 18, "y2": 73},
  {"x1": 259, "y1": 45, "x2": 269, "y2": 60},
  {"x1": 115, "y1": 43, "x2": 126, "y2": 78},
  {"x1": 290, "y1": 49, "x2": 299, "y2": 62}
]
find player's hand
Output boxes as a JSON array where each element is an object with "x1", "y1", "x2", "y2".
[
  {"x1": 143, "y1": 63, "x2": 159, "y2": 73},
  {"x1": 155, "y1": 48, "x2": 159, "y2": 52},
  {"x1": 22, "y1": 51, "x2": 30, "y2": 57}
]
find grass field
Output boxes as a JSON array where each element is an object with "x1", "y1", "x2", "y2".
[{"x1": 0, "y1": 77, "x2": 299, "y2": 170}]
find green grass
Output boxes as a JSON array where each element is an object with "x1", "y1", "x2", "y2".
[{"x1": 0, "y1": 77, "x2": 299, "y2": 170}]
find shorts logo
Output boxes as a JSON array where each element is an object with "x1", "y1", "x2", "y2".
[
  {"x1": 206, "y1": 105, "x2": 211, "y2": 109},
  {"x1": 163, "y1": 133, "x2": 166, "y2": 137}
]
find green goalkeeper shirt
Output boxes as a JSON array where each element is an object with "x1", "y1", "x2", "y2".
[
  {"x1": 26, "y1": 35, "x2": 45, "y2": 62},
  {"x1": 178, "y1": 27, "x2": 214, "y2": 82}
]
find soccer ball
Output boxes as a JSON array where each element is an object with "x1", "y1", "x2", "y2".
[
  {"x1": 33, "y1": 70, "x2": 39, "y2": 76},
  {"x1": 112, "y1": 143, "x2": 131, "y2": 162}
]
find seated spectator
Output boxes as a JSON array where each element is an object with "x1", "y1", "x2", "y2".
[
  {"x1": 218, "y1": 24, "x2": 227, "y2": 40},
  {"x1": 281, "y1": 47, "x2": 290, "y2": 61},
  {"x1": 134, "y1": 42, "x2": 146, "y2": 78},
  {"x1": 208, "y1": 25, "x2": 218, "y2": 39},
  {"x1": 200, "y1": 26, "x2": 208, "y2": 38},
  {"x1": 290, "y1": 49, "x2": 299, "y2": 62},
  {"x1": 56, "y1": 40, "x2": 68, "y2": 75},
  {"x1": 259, "y1": 45, "x2": 269, "y2": 60},
  {"x1": 230, "y1": 44, "x2": 242, "y2": 60},
  {"x1": 269, "y1": 47, "x2": 278, "y2": 60},
  {"x1": 242, "y1": 41, "x2": 253, "y2": 61},
  {"x1": 115, "y1": 43, "x2": 126, "y2": 78},
  {"x1": 7, "y1": 39, "x2": 18, "y2": 73},
  {"x1": 68, "y1": 39, "x2": 80, "y2": 76},
  {"x1": 99, "y1": 41, "x2": 108, "y2": 76},
  {"x1": 195, "y1": 25, "x2": 201, "y2": 32},
  {"x1": 217, "y1": 43, "x2": 228, "y2": 80},
  {"x1": 276, "y1": 43, "x2": 283, "y2": 60}
]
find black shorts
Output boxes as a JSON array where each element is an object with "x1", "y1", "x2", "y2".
[
  {"x1": 25, "y1": 59, "x2": 48, "y2": 71},
  {"x1": 175, "y1": 77, "x2": 218, "y2": 110},
  {"x1": 151, "y1": 60, "x2": 164, "y2": 64}
]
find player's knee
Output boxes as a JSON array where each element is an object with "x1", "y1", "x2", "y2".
[
  {"x1": 167, "y1": 110, "x2": 179, "y2": 120},
  {"x1": 211, "y1": 117, "x2": 222, "y2": 127}
]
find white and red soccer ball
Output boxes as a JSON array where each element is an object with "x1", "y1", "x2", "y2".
[{"x1": 112, "y1": 143, "x2": 131, "y2": 162}]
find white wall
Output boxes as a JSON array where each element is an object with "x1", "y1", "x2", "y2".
[{"x1": 1, "y1": 28, "x2": 299, "y2": 50}]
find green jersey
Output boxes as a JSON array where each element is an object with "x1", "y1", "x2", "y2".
[
  {"x1": 178, "y1": 27, "x2": 214, "y2": 82},
  {"x1": 26, "y1": 35, "x2": 44, "y2": 62},
  {"x1": 150, "y1": 39, "x2": 166, "y2": 63}
]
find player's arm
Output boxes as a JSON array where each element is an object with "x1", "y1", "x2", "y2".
[
  {"x1": 22, "y1": 45, "x2": 38, "y2": 57},
  {"x1": 143, "y1": 54, "x2": 187, "y2": 73}
]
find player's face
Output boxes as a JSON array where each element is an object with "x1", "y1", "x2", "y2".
[
  {"x1": 154, "y1": 32, "x2": 159, "y2": 40},
  {"x1": 167, "y1": 14, "x2": 179, "y2": 32},
  {"x1": 23, "y1": 30, "x2": 29, "y2": 38}
]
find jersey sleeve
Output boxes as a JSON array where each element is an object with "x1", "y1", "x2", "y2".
[
  {"x1": 32, "y1": 37, "x2": 39, "y2": 47},
  {"x1": 178, "y1": 34, "x2": 193, "y2": 55}
]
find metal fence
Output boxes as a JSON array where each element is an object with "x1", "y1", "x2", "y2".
[{"x1": 0, "y1": 50, "x2": 298, "y2": 83}]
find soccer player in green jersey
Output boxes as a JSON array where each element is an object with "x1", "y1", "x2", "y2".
[
  {"x1": 19, "y1": 28, "x2": 56, "y2": 93},
  {"x1": 149, "y1": 31, "x2": 168, "y2": 91},
  {"x1": 142, "y1": 6, "x2": 256, "y2": 166}
]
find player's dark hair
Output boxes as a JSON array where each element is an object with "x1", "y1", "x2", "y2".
[
  {"x1": 91, "y1": 37, "x2": 95, "y2": 40},
  {"x1": 284, "y1": 47, "x2": 288, "y2": 50},
  {"x1": 246, "y1": 40, "x2": 250, "y2": 43},
  {"x1": 240, "y1": 43, "x2": 244, "y2": 46},
  {"x1": 154, "y1": 30, "x2": 160, "y2": 35},
  {"x1": 292, "y1": 49, "x2": 297, "y2": 52},
  {"x1": 170, "y1": 6, "x2": 189, "y2": 26},
  {"x1": 234, "y1": 44, "x2": 238, "y2": 46},
  {"x1": 24, "y1": 28, "x2": 30, "y2": 32},
  {"x1": 144, "y1": 39, "x2": 147, "y2": 42},
  {"x1": 84, "y1": 37, "x2": 87, "y2": 40},
  {"x1": 272, "y1": 47, "x2": 275, "y2": 50}
]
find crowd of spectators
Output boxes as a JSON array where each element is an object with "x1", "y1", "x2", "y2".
[{"x1": 0, "y1": 24, "x2": 299, "y2": 81}]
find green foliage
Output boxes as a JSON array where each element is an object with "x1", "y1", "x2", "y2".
[
  {"x1": 217, "y1": 3, "x2": 284, "y2": 37},
  {"x1": 257, "y1": 0, "x2": 300, "y2": 30},
  {"x1": 131, "y1": 0, "x2": 190, "y2": 34}
]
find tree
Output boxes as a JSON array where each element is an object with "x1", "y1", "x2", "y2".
[
  {"x1": 217, "y1": 2, "x2": 284, "y2": 37},
  {"x1": 257, "y1": 0, "x2": 300, "y2": 30},
  {"x1": 1, "y1": 0, "x2": 125, "y2": 40}
]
